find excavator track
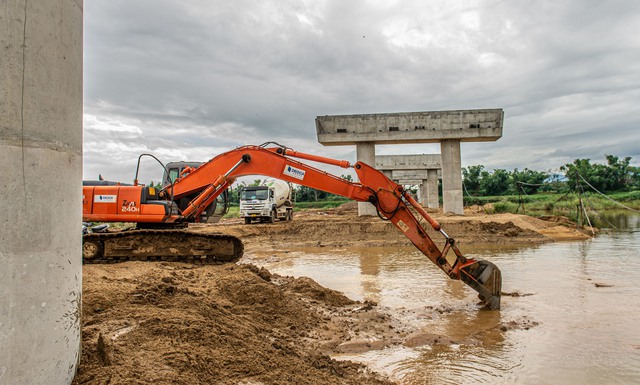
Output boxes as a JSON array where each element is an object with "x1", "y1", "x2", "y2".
[{"x1": 82, "y1": 230, "x2": 244, "y2": 264}]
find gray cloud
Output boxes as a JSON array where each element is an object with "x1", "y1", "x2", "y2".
[{"x1": 84, "y1": 0, "x2": 640, "y2": 182}]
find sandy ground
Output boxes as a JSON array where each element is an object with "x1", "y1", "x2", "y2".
[
  {"x1": 206, "y1": 204, "x2": 592, "y2": 251},
  {"x1": 74, "y1": 206, "x2": 590, "y2": 384}
]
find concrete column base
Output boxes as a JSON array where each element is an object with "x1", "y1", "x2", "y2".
[
  {"x1": 1, "y1": 0, "x2": 83, "y2": 383},
  {"x1": 426, "y1": 169, "x2": 439, "y2": 209},
  {"x1": 441, "y1": 140, "x2": 463, "y2": 214},
  {"x1": 356, "y1": 142, "x2": 377, "y2": 216},
  {"x1": 0, "y1": 146, "x2": 82, "y2": 384},
  {"x1": 357, "y1": 202, "x2": 378, "y2": 217},
  {"x1": 419, "y1": 180, "x2": 428, "y2": 206}
]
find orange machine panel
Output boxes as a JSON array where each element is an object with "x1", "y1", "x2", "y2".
[
  {"x1": 117, "y1": 187, "x2": 143, "y2": 215},
  {"x1": 83, "y1": 185, "x2": 172, "y2": 222},
  {"x1": 140, "y1": 204, "x2": 168, "y2": 215},
  {"x1": 89, "y1": 186, "x2": 120, "y2": 215},
  {"x1": 82, "y1": 187, "x2": 95, "y2": 215}
]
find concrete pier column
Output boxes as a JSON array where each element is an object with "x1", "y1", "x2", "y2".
[
  {"x1": 355, "y1": 142, "x2": 377, "y2": 216},
  {"x1": 426, "y1": 169, "x2": 439, "y2": 209},
  {"x1": 0, "y1": 1, "x2": 83, "y2": 384},
  {"x1": 441, "y1": 140, "x2": 463, "y2": 214},
  {"x1": 419, "y1": 180, "x2": 428, "y2": 206}
]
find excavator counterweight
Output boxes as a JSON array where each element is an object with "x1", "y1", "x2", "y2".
[{"x1": 83, "y1": 143, "x2": 502, "y2": 309}]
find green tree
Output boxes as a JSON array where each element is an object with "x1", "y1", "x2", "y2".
[
  {"x1": 462, "y1": 165, "x2": 484, "y2": 195},
  {"x1": 295, "y1": 185, "x2": 328, "y2": 202},
  {"x1": 226, "y1": 181, "x2": 247, "y2": 205},
  {"x1": 147, "y1": 181, "x2": 162, "y2": 189},
  {"x1": 340, "y1": 174, "x2": 353, "y2": 182},
  {"x1": 512, "y1": 168, "x2": 548, "y2": 194},
  {"x1": 630, "y1": 165, "x2": 640, "y2": 189},
  {"x1": 605, "y1": 155, "x2": 632, "y2": 190},
  {"x1": 561, "y1": 155, "x2": 636, "y2": 193},
  {"x1": 480, "y1": 168, "x2": 510, "y2": 195}
]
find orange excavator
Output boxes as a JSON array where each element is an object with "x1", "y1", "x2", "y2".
[{"x1": 82, "y1": 143, "x2": 502, "y2": 309}]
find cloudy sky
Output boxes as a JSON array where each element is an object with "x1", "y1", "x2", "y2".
[{"x1": 84, "y1": 0, "x2": 640, "y2": 184}]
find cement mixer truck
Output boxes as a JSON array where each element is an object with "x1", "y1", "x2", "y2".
[{"x1": 239, "y1": 179, "x2": 294, "y2": 224}]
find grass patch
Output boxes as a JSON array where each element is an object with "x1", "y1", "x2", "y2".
[
  {"x1": 224, "y1": 206, "x2": 240, "y2": 218},
  {"x1": 467, "y1": 191, "x2": 640, "y2": 219}
]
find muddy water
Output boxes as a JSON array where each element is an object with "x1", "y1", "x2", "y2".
[{"x1": 244, "y1": 214, "x2": 640, "y2": 385}]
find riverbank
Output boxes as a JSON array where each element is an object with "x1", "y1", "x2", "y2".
[
  {"x1": 210, "y1": 203, "x2": 593, "y2": 250},
  {"x1": 462, "y1": 191, "x2": 640, "y2": 220}
]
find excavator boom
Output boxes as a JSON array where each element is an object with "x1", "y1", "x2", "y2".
[{"x1": 82, "y1": 143, "x2": 502, "y2": 309}]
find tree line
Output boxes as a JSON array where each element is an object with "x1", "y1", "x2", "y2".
[{"x1": 464, "y1": 154, "x2": 640, "y2": 197}]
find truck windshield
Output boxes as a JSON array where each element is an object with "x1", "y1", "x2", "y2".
[{"x1": 241, "y1": 189, "x2": 268, "y2": 200}]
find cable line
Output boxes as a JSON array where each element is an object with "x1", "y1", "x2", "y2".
[
  {"x1": 577, "y1": 173, "x2": 640, "y2": 214},
  {"x1": 515, "y1": 181, "x2": 545, "y2": 187}
]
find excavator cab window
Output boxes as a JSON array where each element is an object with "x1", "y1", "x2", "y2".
[
  {"x1": 200, "y1": 189, "x2": 229, "y2": 223},
  {"x1": 162, "y1": 161, "x2": 204, "y2": 188},
  {"x1": 212, "y1": 190, "x2": 229, "y2": 216},
  {"x1": 168, "y1": 168, "x2": 180, "y2": 184}
]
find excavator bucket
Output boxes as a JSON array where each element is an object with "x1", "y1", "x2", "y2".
[{"x1": 459, "y1": 260, "x2": 502, "y2": 310}]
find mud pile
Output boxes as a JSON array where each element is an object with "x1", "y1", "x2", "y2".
[
  {"x1": 74, "y1": 262, "x2": 395, "y2": 385},
  {"x1": 200, "y1": 207, "x2": 590, "y2": 252}
]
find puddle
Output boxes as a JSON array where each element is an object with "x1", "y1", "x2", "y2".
[{"x1": 244, "y1": 228, "x2": 640, "y2": 384}]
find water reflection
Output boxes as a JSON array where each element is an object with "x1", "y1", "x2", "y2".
[
  {"x1": 594, "y1": 209, "x2": 640, "y2": 230},
  {"x1": 356, "y1": 247, "x2": 382, "y2": 304}
]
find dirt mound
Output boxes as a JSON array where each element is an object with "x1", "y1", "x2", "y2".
[
  {"x1": 74, "y1": 262, "x2": 393, "y2": 385},
  {"x1": 285, "y1": 276, "x2": 356, "y2": 307},
  {"x1": 202, "y1": 210, "x2": 584, "y2": 252},
  {"x1": 214, "y1": 208, "x2": 590, "y2": 246}
]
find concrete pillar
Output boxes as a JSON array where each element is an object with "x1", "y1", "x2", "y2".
[
  {"x1": 1, "y1": 1, "x2": 83, "y2": 384},
  {"x1": 426, "y1": 169, "x2": 439, "y2": 209},
  {"x1": 440, "y1": 140, "x2": 463, "y2": 214},
  {"x1": 355, "y1": 142, "x2": 377, "y2": 216},
  {"x1": 419, "y1": 180, "x2": 428, "y2": 206}
]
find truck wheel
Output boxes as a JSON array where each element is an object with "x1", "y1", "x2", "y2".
[{"x1": 244, "y1": 217, "x2": 252, "y2": 224}]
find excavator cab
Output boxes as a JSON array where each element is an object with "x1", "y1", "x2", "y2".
[
  {"x1": 163, "y1": 161, "x2": 204, "y2": 187},
  {"x1": 161, "y1": 161, "x2": 228, "y2": 223}
]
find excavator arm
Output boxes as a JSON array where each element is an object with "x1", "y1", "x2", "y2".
[{"x1": 163, "y1": 143, "x2": 502, "y2": 309}]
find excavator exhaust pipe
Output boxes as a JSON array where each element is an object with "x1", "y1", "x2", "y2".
[{"x1": 459, "y1": 260, "x2": 502, "y2": 310}]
